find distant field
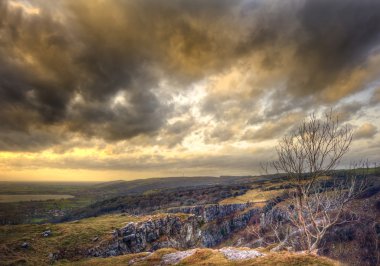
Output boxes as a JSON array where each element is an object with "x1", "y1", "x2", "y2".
[
  {"x1": 0, "y1": 194, "x2": 74, "y2": 203},
  {"x1": 0, "y1": 182, "x2": 95, "y2": 195}
]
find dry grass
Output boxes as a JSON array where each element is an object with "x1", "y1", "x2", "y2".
[
  {"x1": 132, "y1": 248, "x2": 178, "y2": 266},
  {"x1": 219, "y1": 188, "x2": 285, "y2": 205},
  {"x1": 57, "y1": 252, "x2": 151, "y2": 266},
  {"x1": 57, "y1": 248, "x2": 340, "y2": 266},
  {"x1": 60, "y1": 248, "x2": 178, "y2": 266},
  {"x1": 178, "y1": 248, "x2": 226, "y2": 265},
  {"x1": 234, "y1": 252, "x2": 340, "y2": 266}
]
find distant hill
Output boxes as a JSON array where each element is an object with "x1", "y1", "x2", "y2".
[{"x1": 83, "y1": 175, "x2": 273, "y2": 199}]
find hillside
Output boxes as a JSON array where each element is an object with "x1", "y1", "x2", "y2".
[
  {"x1": 0, "y1": 212, "x2": 339, "y2": 266},
  {"x1": 0, "y1": 175, "x2": 275, "y2": 225},
  {"x1": 1, "y1": 173, "x2": 379, "y2": 265}
]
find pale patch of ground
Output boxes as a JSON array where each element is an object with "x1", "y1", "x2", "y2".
[
  {"x1": 219, "y1": 247, "x2": 264, "y2": 260},
  {"x1": 219, "y1": 189, "x2": 284, "y2": 205},
  {"x1": 161, "y1": 249, "x2": 198, "y2": 265},
  {"x1": 160, "y1": 248, "x2": 264, "y2": 265}
]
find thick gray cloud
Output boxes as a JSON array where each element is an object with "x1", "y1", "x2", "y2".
[
  {"x1": 0, "y1": 0, "x2": 253, "y2": 150},
  {"x1": 1, "y1": 0, "x2": 380, "y2": 152},
  {"x1": 242, "y1": 112, "x2": 302, "y2": 141},
  {"x1": 370, "y1": 87, "x2": 380, "y2": 105},
  {"x1": 334, "y1": 102, "x2": 364, "y2": 122},
  {"x1": 354, "y1": 123, "x2": 378, "y2": 140}
]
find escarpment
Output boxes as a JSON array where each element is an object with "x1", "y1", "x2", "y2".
[
  {"x1": 88, "y1": 203, "x2": 260, "y2": 257},
  {"x1": 167, "y1": 203, "x2": 250, "y2": 222}
]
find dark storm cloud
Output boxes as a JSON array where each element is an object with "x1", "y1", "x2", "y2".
[
  {"x1": 0, "y1": 0, "x2": 254, "y2": 150},
  {"x1": 202, "y1": 0, "x2": 380, "y2": 121},
  {"x1": 288, "y1": 0, "x2": 380, "y2": 98},
  {"x1": 1, "y1": 0, "x2": 380, "y2": 151},
  {"x1": 159, "y1": 119, "x2": 195, "y2": 147},
  {"x1": 0, "y1": 1, "x2": 77, "y2": 150}
]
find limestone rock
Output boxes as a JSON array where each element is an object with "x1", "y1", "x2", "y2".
[
  {"x1": 161, "y1": 249, "x2": 198, "y2": 265},
  {"x1": 88, "y1": 203, "x2": 261, "y2": 257},
  {"x1": 219, "y1": 247, "x2": 264, "y2": 260}
]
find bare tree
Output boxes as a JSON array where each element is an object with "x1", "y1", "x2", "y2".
[
  {"x1": 271, "y1": 111, "x2": 367, "y2": 252},
  {"x1": 273, "y1": 110, "x2": 353, "y2": 192},
  {"x1": 247, "y1": 208, "x2": 290, "y2": 248}
]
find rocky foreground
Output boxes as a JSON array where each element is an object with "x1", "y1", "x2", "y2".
[
  {"x1": 0, "y1": 203, "x2": 263, "y2": 265},
  {"x1": 88, "y1": 203, "x2": 259, "y2": 257},
  {"x1": 62, "y1": 247, "x2": 339, "y2": 265}
]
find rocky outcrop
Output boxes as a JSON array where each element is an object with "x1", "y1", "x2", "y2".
[
  {"x1": 88, "y1": 204, "x2": 261, "y2": 257},
  {"x1": 201, "y1": 207, "x2": 258, "y2": 247},
  {"x1": 167, "y1": 203, "x2": 251, "y2": 222},
  {"x1": 89, "y1": 215, "x2": 202, "y2": 257}
]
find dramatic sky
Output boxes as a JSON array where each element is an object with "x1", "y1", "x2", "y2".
[{"x1": 0, "y1": 0, "x2": 380, "y2": 181}]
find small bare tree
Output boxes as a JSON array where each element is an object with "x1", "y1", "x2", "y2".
[
  {"x1": 273, "y1": 111, "x2": 353, "y2": 193},
  {"x1": 247, "y1": 208, "x2": 290, "y2": 248},
  {"x1": 271, "y1": 111, "x2": 367, "y2": 252}
]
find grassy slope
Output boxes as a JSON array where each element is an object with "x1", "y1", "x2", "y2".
[
  {"x1": 0, "y1": 176, "x2": 265, "y2": 224},
  {"x1": 0, "y1": 213, "x2": 171, "y2": 265},
  {"x1": 219, "y1": 188, "x2": 284, "y2": 205},
  {"x1": 84, "y1": 176, "x2": 266, "y2": 199}
]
